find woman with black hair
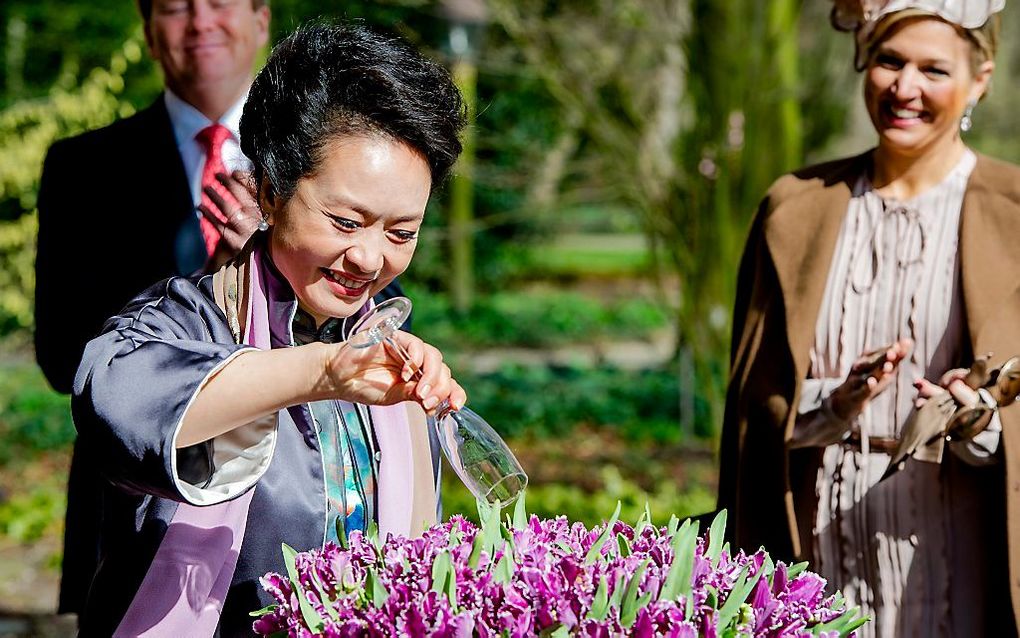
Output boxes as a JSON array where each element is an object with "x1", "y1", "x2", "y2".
[{"x1": 72, "y1": 23, "x2": 466, "y2": 636}]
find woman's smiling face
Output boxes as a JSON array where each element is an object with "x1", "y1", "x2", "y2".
[
  {"x1": 263, "y1": 135, "x2": 431, "y2": 324},
  {"x1": 863, "y1": 17, "x2": 992, "y2": 158}
]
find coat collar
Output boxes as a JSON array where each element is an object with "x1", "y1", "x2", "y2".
[
  {"x1": 960, "y1": 153, "x2": 1020, "y2": 352},
  {"x1": 763, "y1": 152, "x2": 867, "y2": 392}
]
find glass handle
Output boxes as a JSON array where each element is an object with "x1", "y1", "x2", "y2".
[{"x1": 382, "y1": 334, "x2": 454, "y2": 418}]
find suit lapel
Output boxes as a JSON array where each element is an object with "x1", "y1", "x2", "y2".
[
  {"x1": 136, "y1": 98, "x2": 193, "y2": 219},
  {"x1": 764, "y1": 156, "x2": 864, "y2": 390},
  {"x1": 136, "y1": 97, "x2": 203, "y2": 274}
]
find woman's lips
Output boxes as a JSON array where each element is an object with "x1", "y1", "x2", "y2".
[
  {"x1": 882, "y1": 103, "x2": 927, "y2": 128},
  {"x1": 320, "y1": 268, "x2": 373, "y2": 297}
]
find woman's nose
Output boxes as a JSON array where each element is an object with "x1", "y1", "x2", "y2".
[
  {"x1": 892, "y1": 67, "x2": 921, "y2": 100},
  {"x1": 344, "y1": 235, "x2": 385, "y2": 275}
]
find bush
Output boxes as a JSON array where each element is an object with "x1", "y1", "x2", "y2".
[
  {"x1": 0, "y1": 360, "x2": 74, "y2": 465},
  {"x1": 409, "y1": 288, "x2": 669, "y2": 350},
  {"x1": 442, "y1": 465, "x2": 714, "y2": 529},
  {"x1": 0, "y1": 213, "x2": 35, "y2": 333},
  {"x1": 456, "y1": 363, "x2": 713, "y2": 442},
  {"x1": 0, "y1": 482, "x2": 65, "y2": 544}
]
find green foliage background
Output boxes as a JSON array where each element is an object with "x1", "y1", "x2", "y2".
[{"x1": 5, "y1": 1, "x2": 1018, "y2": 414}]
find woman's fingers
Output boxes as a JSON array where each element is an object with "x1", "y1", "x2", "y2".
[
  {"x1": 938, "y1": 368, "x2": 968, "y2": 387},
  {"x1": 946, "y1": 379, "x2": 979, "y2": 406},
  {"x1": 892, "y1": 338, "x2": 914, "y2": 360},
  {"x1": 415, "y1": 344, "x2": 448, "y2": 407},
  {"x1": 913, "y1": 377, "x2": 942, "y2": 398},
  {"x1": 385, "y1": 332, "x2": 463, "y2": 411},
  {"x1": 448, "y1": 380, "x2": 467, "y2": 412}
]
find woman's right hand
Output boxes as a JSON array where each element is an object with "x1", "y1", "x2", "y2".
[
  {"x1": 318, "y1": 330, "x2": 466, "y2": 414},
  {"x1": 827, "y1": 338, "x2": 913, "y2": 421}
]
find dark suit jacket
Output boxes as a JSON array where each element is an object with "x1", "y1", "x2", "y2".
[
  {"x1": 36, "y1": 98, "x2": 196, "y2": 396},
  {"x1": 35, "y1": 96, "x2": 410, "y2": 615}
]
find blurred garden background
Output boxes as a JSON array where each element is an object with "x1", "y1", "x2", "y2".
[{"x1": 1, "y1": 0, "x2": 1020, "y2": 631}]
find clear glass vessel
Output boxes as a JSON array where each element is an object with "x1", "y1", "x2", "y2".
[{"x1": 348, "y1": 297, "x2": 528, "y2": 508}]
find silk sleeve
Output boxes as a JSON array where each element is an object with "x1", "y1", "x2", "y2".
[{"x1": 71, "y1": 277, "x2": 276, "y2": 504}]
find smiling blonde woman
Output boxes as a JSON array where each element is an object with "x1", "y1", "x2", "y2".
[{"x1": 718, "y1": 1, "x2": 1020, "y2": 636}]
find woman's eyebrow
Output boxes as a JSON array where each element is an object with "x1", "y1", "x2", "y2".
[
  {"x1": 319, "y1": 196, "x2": 377, "y2": 219},
  {"x1": 319, "y1": 197, "x2": 423, "y2": 224},
  {"x1": 875, "y1": 45, "x2": 953, "y2": 66}
]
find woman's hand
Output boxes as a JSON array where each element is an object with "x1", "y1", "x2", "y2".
[
  {"x1": 200, "y1": 171, "x2": 264, "y2": 271},
  {"x1": 828, "y1": 338, "x2": 913, "y2": 421},
  {"x1": 319, "y1": 330, "x2": 467, "y2": 413},
  {"x1": 913, "y1": 368, "x2": 977, "y2": 409}
]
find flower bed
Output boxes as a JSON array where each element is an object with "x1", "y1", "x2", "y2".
[{"x1": 252, "y1": 499, "x2": 866, "y2": 637}]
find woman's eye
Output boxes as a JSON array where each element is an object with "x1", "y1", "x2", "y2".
[
  {"x1": 159, "y1": 1, "x2": 188, "y2": 14},
  {"x1": 924, "y1": 67, "x2": 950, "y2": 78},
  {"x1": 329, "y1": 216, "x2": 360, "y2": 231},
  {"x1": 389, "y1": 230, "x2": 418, "y2": 242},
  {"x1": 875, "y1": 54, "x2": 903, "y2": 70}
]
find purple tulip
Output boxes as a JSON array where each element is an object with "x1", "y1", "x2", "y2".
[{"x1": 253, "y1": 508, "x2": 865, "y2": 636}]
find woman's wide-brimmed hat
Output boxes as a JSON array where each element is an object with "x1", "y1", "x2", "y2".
[{"x1": 831, "y1": 0, "x2": 1005, "y2": 68}]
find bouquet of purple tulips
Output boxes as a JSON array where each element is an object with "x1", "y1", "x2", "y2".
[{"x1": 252, "y1": 498, "x2": 867, "y2": 637}]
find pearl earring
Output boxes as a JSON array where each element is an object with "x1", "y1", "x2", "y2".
[{"x1": 960, "y1": 101, "x2": 977, "y2": 133}]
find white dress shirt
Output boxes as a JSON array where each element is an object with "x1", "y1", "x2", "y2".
[{"x1": 164, "y1": 88, "x2": 252, "y2": 211}]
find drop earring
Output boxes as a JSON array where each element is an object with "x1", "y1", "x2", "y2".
[
  {"x1": 257, "y1": 216, "x2": 269, "y2": 232},
  {"x1": 960, "y1": 100, "x2": 976, "y2": 132}
]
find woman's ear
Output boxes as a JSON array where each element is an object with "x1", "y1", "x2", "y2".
[
  {"x1": 971, "y1": 59, "x2": 995, "y2": 103},
  {"x1": 258, "y1": 177, "x2": 279, "y2": 226}
]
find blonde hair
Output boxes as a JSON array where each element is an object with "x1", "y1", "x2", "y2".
[{"x1": 864, "y1": 10, "x2": 1000, "y2": 75}]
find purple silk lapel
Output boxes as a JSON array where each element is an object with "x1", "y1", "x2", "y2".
[
  {"x1": 372, "y1": 403, "x2": 414, "y2": 537},
  {"x1": 114, "y1": 250, "x2": 270, "y2": 637}
]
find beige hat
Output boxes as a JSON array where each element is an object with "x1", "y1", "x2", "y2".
[{"x1": 830, "y1": 0, "x2": 1005, "y2": 68}]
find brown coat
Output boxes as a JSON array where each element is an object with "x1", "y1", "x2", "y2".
[{"x1": 717, "y1": 150, "x2": 1020, "y2": 628}]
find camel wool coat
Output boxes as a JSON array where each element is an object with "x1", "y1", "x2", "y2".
[{"x1": 717, "y1": 150, "x2": 1020, "y2": 629}]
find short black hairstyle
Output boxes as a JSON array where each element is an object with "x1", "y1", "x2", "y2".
[
  {"x1": 240, "y1": 22, "x2": 466, "y2": 202},
  {"x1": 137, "y1": 0, "x2": 268, "y2": 22}
]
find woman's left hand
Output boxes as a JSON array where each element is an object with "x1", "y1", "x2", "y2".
[
  {"x1": 200, "y1": 171, "x2": 264, "y2": 271},
  {"x1": 320, "y1": 330, "x2": 467, "y2": 414},
  {"x1": 913, "y1": 368, "x2": 978, "y2": 409}
]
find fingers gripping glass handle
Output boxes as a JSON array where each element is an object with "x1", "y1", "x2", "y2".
[{"x1": 382, "y1": 334, "x2": 454, "y2": 417}]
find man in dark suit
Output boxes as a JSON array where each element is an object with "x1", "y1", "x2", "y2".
[{"x1": 37, "y1": 0, "x2": 272, "y2": 394}]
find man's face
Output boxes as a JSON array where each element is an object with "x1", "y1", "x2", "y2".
[{"x1": 145, "y1": 0, "x2": 270, "y2": 98}]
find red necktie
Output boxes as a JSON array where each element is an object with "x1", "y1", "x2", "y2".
[{"x1": 196, "y1": 123, "x2": 234, "y2": 257}]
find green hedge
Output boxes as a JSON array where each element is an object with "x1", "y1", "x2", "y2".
[
  {"x1": 410, "y1": 287, "x2": 669, "y2": 350},
  {"x1": 457, "y1": 363, "x2": 712, "y2": 442}
]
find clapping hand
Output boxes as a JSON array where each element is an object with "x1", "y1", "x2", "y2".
[{"x1": 828, "y1": 338, "x2": 914, "y2": 422}]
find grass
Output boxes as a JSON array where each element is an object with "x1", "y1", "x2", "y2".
[{"x1": 522, "y1": 234, "x2": 652, "y2": 278}]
